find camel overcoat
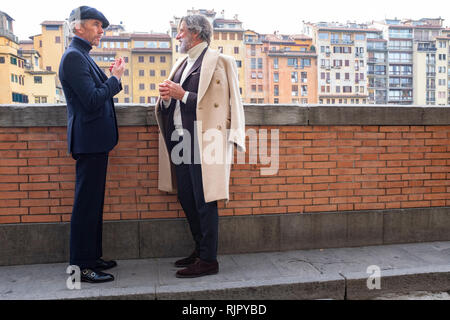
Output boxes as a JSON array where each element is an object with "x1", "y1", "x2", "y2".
[{"x1": 155, "y1": 47, "x2": 246, "y2": 203}]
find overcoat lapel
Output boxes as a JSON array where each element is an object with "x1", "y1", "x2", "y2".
[{"x1": 198, "y1": 49, "x2": 220, "y2": 103}]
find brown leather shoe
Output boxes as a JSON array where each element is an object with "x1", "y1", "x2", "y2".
[
  {"x1": 176, "y1": 258, "x2": 219, "y2": 278},
  {"x1": 174, "y1": 250, "x2": 199, "y2": 268}
]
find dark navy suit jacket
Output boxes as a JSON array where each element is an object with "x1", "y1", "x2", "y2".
[
  {"x1": 160, "y1": 48, "x2": 207, "y2": 156},
  {"x1": 59, "y1": 36, "x2": 122, "y2": 154}
]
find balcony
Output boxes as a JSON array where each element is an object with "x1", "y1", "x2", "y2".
[
  {"x1": 368, "y1": 58, "x2": 386, "y2": 64},
  {"x1": 388, "y1": 46, "x2": 413, "y2": 51},
  {"x1": 331, "y1": 39, "x2": 354, "y2": 45},
  {"x1": 417, "y1": 46, "x2": 437, "y2": 52},
  {"x1": 0, "y1": 29, "x2": 18, "y2": 43}
]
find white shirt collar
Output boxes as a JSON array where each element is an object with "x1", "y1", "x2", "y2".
[{"x1": 187, "y1": 41, "x2": 208, "y2": 61}]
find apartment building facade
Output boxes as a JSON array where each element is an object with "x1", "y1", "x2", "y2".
[
  {"x1": 305, "y1": 22, "x2": 376, "y2": 105},
  {"x1": 1, "y1": 11, "x2": 58, "y2": 104}
]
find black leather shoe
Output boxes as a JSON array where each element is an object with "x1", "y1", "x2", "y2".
[
  {"x1": 95, "y1": 259, "x2": 117, "y2": 271},
  {"x1": 174, "y1": 251, "x2": 199, "y2": 268},
  {"x1": 80, "y1": 268, "x2": 114, "y2": 283}
]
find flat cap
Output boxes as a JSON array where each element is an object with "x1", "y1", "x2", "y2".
[{"x1": 69, "y1": 6, "x2": 110, "y2": 29}]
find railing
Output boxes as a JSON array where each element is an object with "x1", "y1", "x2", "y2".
[
  {"x1": 331, "y1": 39, "x2": 354, "y2": 45},
  {"x1": 0, "y1": 29, "x2": 18, "y2": 43}
]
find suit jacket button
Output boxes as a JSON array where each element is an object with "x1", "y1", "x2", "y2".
[
  {"x1": 216, "y1": 80, "x2": 221, "y2": 84},
  {"x1": 214, "y1": 103, "x2": 219, "y2": 108},
  {"x1": 217, "y1": 125, "x2": 222, "y2": 130}
]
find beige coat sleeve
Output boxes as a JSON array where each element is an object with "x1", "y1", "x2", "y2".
[{"x1": 224, "y1": 56, "x2": 246, "y2": 153}]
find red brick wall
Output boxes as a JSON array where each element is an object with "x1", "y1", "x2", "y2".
[{"x1": 1, "y1": 125, "x2": 449, "y2": 224}]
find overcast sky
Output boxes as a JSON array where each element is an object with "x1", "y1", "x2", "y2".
[{"x1": 3, "y1": 0, "x2": 450, "y2": 41}]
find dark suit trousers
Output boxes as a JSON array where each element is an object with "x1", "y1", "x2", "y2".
[
  {"x1": 170, "y1": 133, "x2": 219, "y2": 262},
  {"x1": 70, "y1": 152, "x2": 109, "y2": 269}
]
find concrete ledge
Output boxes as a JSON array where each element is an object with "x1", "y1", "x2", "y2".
[
  {"x1": 344, "y1": 265, "x2": 450, "y2": 300},
  {"x1": 1, "y1": 241, "x2": 450, "y2": 300},
  {"x1": 1, "y1": 207, "x2": 449, "y2": 267},
  {"x1": 0, "y1": 104, "x2": 449, "y2": 127}
]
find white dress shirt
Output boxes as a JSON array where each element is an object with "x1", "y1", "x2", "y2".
[{"x1": 163, "y1": 41, "x2": 208, "y2": 136}]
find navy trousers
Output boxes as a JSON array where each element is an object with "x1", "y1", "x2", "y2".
[
  {"x1": 170, "y1": 132, "x2": 219, "y2": 262},
  {"x1": 70, "y1": 152, "x2": 109, "y2": 269}
]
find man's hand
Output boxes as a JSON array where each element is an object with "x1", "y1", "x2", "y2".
[
  {"x1": 159, "y1": 80, "x2": 186, "y2": 101},
  {"x1": 111, "y1": 57, "x2": 125, "y2": 80}
]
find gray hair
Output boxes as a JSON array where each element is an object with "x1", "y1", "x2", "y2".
[
  {"x1": 180, "y1": 15, "x2": 213, "y2": 45},
  {"x1": 69, "y1": 19, "x2": 87, "y2": 35}
]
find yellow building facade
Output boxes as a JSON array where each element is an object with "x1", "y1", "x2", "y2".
[{"x1": 91, "y1": 31, "x2": 172, "y2": 104}]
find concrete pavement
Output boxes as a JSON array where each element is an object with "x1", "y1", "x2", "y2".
[{"x1": 1, "y1": 241, "x2": 450, "y2": 300}]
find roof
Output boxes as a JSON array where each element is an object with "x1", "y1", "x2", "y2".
[
  {"x1": 214, "y1": 19, "x2": 242, "y2": 24},
  {"x1": 0, "y1": 11, "x2": 14, "y2": 21},
  {"x1": 317, "y1": 26, "x2": 381, "y2": 33},
  {"x1": 130, "y1": 33, "x2": 171, "y2": 40},
  {"x1": 291, "y1": 34, "x2": 312, "y2": 40},
  {"x1": 131, "y1": 48, "x2": 172, "y2": 53},
  {"x1": 41, "y1": 21, "x2": 65, "y2": 26}
]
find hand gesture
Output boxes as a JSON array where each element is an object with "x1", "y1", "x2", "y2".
[{"x1": 111, "y1": 57, "x2": 126, "y2": 80}]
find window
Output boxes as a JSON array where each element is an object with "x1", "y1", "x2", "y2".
[
  {"x1": 301, "y1": 59, "x2": 311, "y2": 67},
  {"x1": 273, "y1": 58, "x2": 278, "y2": 69},
  {"x1": 258, "y1": 58, "x2": 263, "y2": 69},
  {"x1": 124, "y1": 85, "x2": 129, "y2": 94},
  {"x1": 140, "y1": 97, "x2": 145, "y2": 103},
  {"x1": 318, "y1": 32, "x2": 329, "y2": 40},
  {"x1": 258, "y1": 85, "x2": 263, "y2": 92},
  {"x1": 150, "y1": 84, "x2": 156, "y2": 90},
  {"x1": 139, "y1": 70, "x2": 144, "y2": 77},
  {"x1": 273, "y1": 73, "x2": 279, "y2": 83},
  {"x1": 45, "y1": 25, "x2": 59, "y2": 31},
  {"x1": 139, "y1": 84, "x2": 145, "y2": 90},
  {"x1": 0, "y1": 57, "x2": 5, "y2": 63},
  {"x1": 291, "y1": 72, "x2": 298, "y2": 83},
  {"x1": 251, "y1": 58, "x2": 256, "y2": 69},
  {"x1": 55, "y1": 36, "x2": 61, "y2": 44},
  {"x1": 124, "y1": 57, "x2": 129, "y2": 63},
  {"x1": 234, "y1": 47, "x2": 239, "y2": 54},
  {"x1": 251, "y1": 85, "x2": 257, "y2": 92},
  {"x1": 274, "y1": 85, "x2": 279, "y2": 96},
  {"x1": 343, "y1": 86, "x2": 352, "y2": 93},
  {"x1": 160, "y1": 42, "x2": 169, "y2": 48},
  {"x1": 10, "y1": 57, "x2": 17, "y2": 65},
  {"x1": 124, "y1": 69, "x2": 129, "y2": 76},
  {"x1": 230, "y1": 33, "x2": 235, "y2": 40},
  {"x1": 236, "y1": 60, "x2": 242, "y2": 68},
  {"x1": 135, "y1": 41, "x2": 145, "y2": 48},
  {"x1": 34, "y1": 76, "x2": 42, "y2": 84},
  {"x1": 147, "y1": 41, "x2": 157, "y2": 48},
  {"x1": 292, "y1": 85, "x2": 299, "y2": 96},
  {"x1": 336, "y1": 73, "x2": 340, "y2": 80},
  {"x1": 160, "y1": 56, "x2": 166, "y2": 63},
  {"x1": 123, "y1": 42, "x2": 129, "y2": 49},
  {"x1": 161, "y1": 70, "x2": 167, "y2": 77},
  {"x1": 149, "y1": 56, "x2": 155, "y2": 63},
  {"x1": 34, "y1": 96, "x2": 47, "y2": 103},
  {"x1": 288, "y1": 58, "x2": 297, "y2": 67},
  {"x1": 150, "y1": 70, "x2": 155, "y2": 76},
  {"x1": 138, "y1": 56, "x2": 144, "y2": 63}
]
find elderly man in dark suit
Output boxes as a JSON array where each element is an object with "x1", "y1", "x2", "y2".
[{"x1": 59, "y1": 6, "x2": 125, "y2": 283}]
